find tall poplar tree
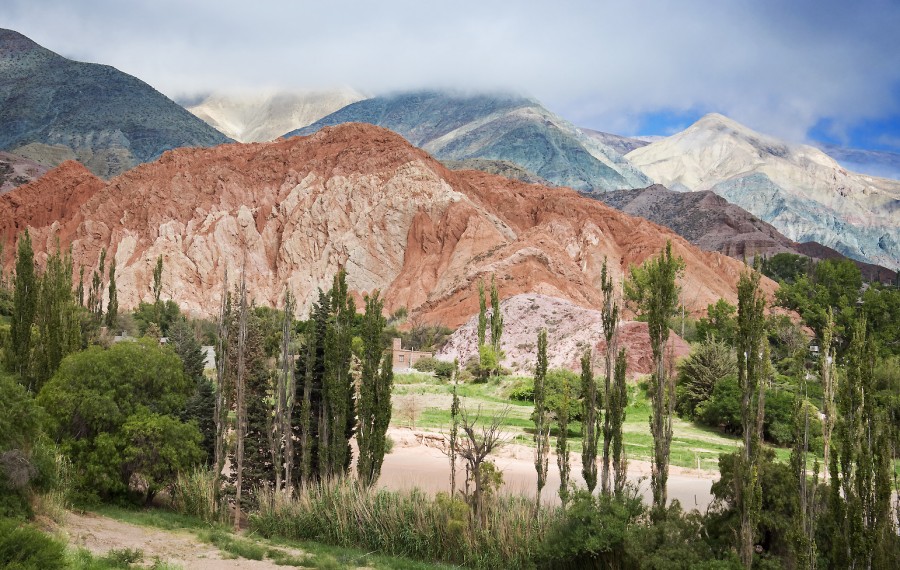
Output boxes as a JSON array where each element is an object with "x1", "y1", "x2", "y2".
[
  {"x1": 357, "y1": 291, "x2": 393, "y2": 487},
  {"x1": 533, "y1": 329, "x2": 550, "y2": 508},
  {"x1": 611, "y1": 348, "x2": 629, "y2": 496},
  {"x1": 829, "y1": 317, "x2": 894, "y2": 569},
  {"x1": 735, "y1": 268, "x2": 768, "y2": 569},
  {"x1": 322, "y1": 270, "x2": 355, "y2": 478},
  {"x1": 33, "y1": 245, "x2": 81, "y2": 392},
  {"x1": 599, "y1": 257, "x2": 619, "y2": 495},
  {"x1": 105, "y1": 257, "x2": 118, "y2": 329},
  {"x1": 490, "y1": 275, "x2": 503, "y2": 355},
  {"x1": 556, "y1": 372, "x2": 573, "y2": 507},
  {"x1": 580, "y1": 349, "x2": 600, "y2": 493},
  {"x1": 9, "y1": 230, "x2": 37, "y2": 386},
  {"x1": 624, "y1": 240, "x2": 684, "y2": 514}
]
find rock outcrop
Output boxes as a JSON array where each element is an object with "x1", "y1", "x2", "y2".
[
  {"x1": 1, "y1": 123, "x2": 770, "y2": 326},
  {"x1": 0, "y1": 151, "x2": 48, "y2": 193},
  {"x1": 437, "y1": 293, "x2": 691, "y2": 377}
]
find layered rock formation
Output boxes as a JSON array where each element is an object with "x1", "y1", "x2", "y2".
[
  {"x1": 1, "y1": 123, "x2": 769, "y2": 326},
  {"x1": 186, "y1": 89, "x2": 366, "y2": 143},
  {"x1": 0, "y1": 29, "x2": 231, "y2": 178},
  {"x1": 287, "y1": 91, "x2": 651, "y2": 192},
  {"x1": 0, "y1": 151, "x2": 48, "y2": 193},
  {"x1": 626, "y1": 113, "x2": 900, "y2": 269},
  {"x1": 437, "y1": 293, "x2": 691, "y2": 377}
]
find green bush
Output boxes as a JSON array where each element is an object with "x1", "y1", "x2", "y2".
[
  {"x1": 0, "y1": 518, "x2": 67, "y2": 570},
  {"x1": 537, "y1": 490, "x2": 642, "y2": 568},
  {"x1": 412, "y1": 356, "x2": 438, "y2": 373},
  {"x1": 507, "y1": 378, "x2": 534, "y2": 402}
]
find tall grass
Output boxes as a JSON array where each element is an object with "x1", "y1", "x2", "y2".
[
  {"x1": 252, "y1": 480, "x2": 559, "y2": 568},
  {"x1": 170, "y1": 468, "x2": 222, "y2": 524}
]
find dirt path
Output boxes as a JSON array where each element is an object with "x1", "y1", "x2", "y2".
[
  {"x1": 62, "y1": 511, "x2": 305, "y2": 569},
  {"x1": 379, "y1": 427, "x2": 719, "y2": 510}
]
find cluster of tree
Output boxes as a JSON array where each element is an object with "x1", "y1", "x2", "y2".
[{"x1": 215, "y1": 268, "x2": 394, "y2": 528}]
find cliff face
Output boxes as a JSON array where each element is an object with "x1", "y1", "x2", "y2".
[{"x1": 1, "y1": 123, "x2": 770, "y2": 326}]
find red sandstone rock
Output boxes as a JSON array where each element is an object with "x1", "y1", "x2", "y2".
[{"x1": 0, "y1": 123, "x2": 775, "y2": 326}]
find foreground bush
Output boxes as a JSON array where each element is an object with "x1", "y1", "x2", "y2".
[
  {"x1": 252, "y1": 480, "x2": 557, "y2": 568},
  {"x1": 0, "y1": 518, "x2": 67, "y2": 570}
]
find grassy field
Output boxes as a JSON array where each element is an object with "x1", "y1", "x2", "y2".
[{"x1": 392, "y1": 372, "x2": 796, "y2": 471}]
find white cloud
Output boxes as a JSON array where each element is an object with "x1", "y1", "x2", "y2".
[{"x1": 4, "y1": 0, "x2": 899, "y2": 143}]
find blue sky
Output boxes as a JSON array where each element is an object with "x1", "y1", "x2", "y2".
[{"x1": 3, "y1": 0, "x2": 899, "y2": 151}]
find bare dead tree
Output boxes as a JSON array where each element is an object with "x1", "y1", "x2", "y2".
[
  {"x1": 456, "y1": 405, "x2": 510, "y2": 525},
  {"x1": 449, "y1": 361, "x2": 460, "y2": 497}
]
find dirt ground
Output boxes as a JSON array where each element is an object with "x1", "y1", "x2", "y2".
[
  {"x1": 61, "y1": 511, "x2": 307, "y2": 569},
  {"x1": 379, "y1": 427, "x2": 718, "y2": 510}
]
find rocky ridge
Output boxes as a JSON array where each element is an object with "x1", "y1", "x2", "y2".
[
  {"x1": 625, "y1": 113, "x2": 900, "y2": 269},
  {"x1": 0, "y1": 28, "x2": 231, "y2": 178},
  {"x1": 287, "y1": 91, "x2": 651, "y2": 192},
  {"x1": 1, "y1": 123, "x2": 770, "y2": 325}
]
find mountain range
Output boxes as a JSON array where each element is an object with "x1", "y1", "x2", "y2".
[
  {"x1": 596, "y1": 184, "x2": 896, "y2": 283},
  {"x1": 0, "y1": 28, "x2": 231, "y2": 178},
  {"x1": 0, "y1": 123, "x2": 765, "y2": 324},
  {"x1": 285, "y1": 91, "x2": 652, "y2": 192},
  {"x1": 626, "y1": 113, "x2": 900, "y2": 269},
  {"x1": 186, "y1": 88, "x2": 365, "y2": 143}
]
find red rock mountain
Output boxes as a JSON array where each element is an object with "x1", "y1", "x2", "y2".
[{"x1": 0, "y1": 123, "x2": 772, "y2": 326}]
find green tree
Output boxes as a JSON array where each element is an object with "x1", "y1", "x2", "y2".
[
  {"x1": 105, "y1": 257, "x2": 118, "y2": 329},
  {"x1": 152, "y1": 255, "x2": 163, "y2": 303},
  {"x1": 580, "y1": 349, "x2": 600, "y2": 493},
  {"x1": 322, "y1": 270, "x2": 356, "y2": 478},
  {"x1": 9, "y1": 230, "x2": 38, "y2": 385},
  {"x1": 696, "y1": 299, "x2": 738, "y2": 346},
  {"x1": 555, "y1": 370, "x2": 574, "y2": 506},
  {"x1": 477, "y1": 279, "x2": 487, "y2": 348},
  {"x1": 735, "y1": 268, "x2": 769, "y2": 569},
  {"x1": 357, "y1": 291, "x2": 393, "y2": 487},
  {"x1": 170, "y1": 318, "x2": 214, "y2": 463},
  {"x1": 121, "y1": 410, "x2": 203, "y2": 503},
  {"x1": 32, "y1": 245, "x2": 81, "y2": 392},
  {"x1": 599, "y1": 257, "x2": 619, "y2": 495},
  {"x1": 624, "y1": 240, "x2": 684, "y2": 513},
  {"x1": 676, "y1": 339, "x2": 736, "y2": 419},
  {"x1": 610, "y1": 348, "x2": 629, "y2": 496},
  {"x1": 490, "y1": 275, "x2": 503, "y2": 357},
  {"x1": 37, "y1": 340, "x2": 198, "y2": 501},
  {"x1": 828, "y1": 317, "x2": 896, "y2": 569},
  {"x1": 533, "y1": 329, "x2": 550, "y2": 508}
]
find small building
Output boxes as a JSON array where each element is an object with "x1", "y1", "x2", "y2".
[{"x1": 391, "y1": 337, "x2": 432, "y2": 371}]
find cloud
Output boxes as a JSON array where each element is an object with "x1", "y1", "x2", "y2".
[{"x1": 4, "y1": 0, "x2": 900, "y2": 145}]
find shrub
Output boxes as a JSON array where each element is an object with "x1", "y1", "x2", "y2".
[
  {"x1": 507, "y1": 378, "x2": 534, "y2": 402},
  {"x1": 676, "y1": 339, "x2": 736, "y2": 419},
  {"x1": 537, "y1": 490, "x2": 642, "y2": 568},
  {"x1": 171, "y1": 468, "x2": 220, "y2": 523},
  {"x1": 0, "y1": 518, "x2": 67, "y2": 570},
  {"x1": 412, "y1": 356, "x2": 439, "y2": 373}
]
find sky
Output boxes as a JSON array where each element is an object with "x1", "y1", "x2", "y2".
[{"x1": 4, "y1": 0, "x2": 900, "y2": 151}]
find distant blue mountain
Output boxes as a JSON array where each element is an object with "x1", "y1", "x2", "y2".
[
  {"x1": 0, "y1": 29, "x2": 231, "y2": 177},
  {"x1": 286, "y1": 91, "x2": 650, "y2": 192}
]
